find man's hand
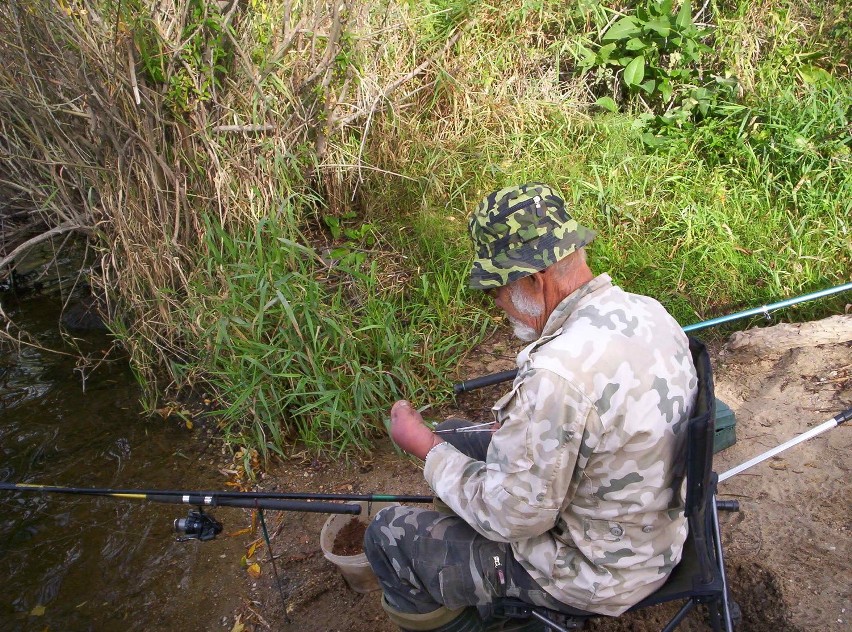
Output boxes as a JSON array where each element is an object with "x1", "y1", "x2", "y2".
[{"x1": 389, "y1": 400, "x2": 444, "y2": 460}]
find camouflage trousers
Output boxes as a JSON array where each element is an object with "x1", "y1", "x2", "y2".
[{"x1": 363, "y1": 420, "x2": 583, "y2": 618}]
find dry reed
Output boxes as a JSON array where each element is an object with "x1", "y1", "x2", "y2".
[{"x1": 0, "y1": 0, "x2": 451, "y2": 389}]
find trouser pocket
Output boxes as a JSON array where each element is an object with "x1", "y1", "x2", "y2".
[{"x1": 412, "y1": 529, "x2": 509, "y2": 611}]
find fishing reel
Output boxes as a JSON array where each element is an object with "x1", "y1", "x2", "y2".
[{"x1": 174, "y1": 508, "x2": 223, "y2": 542}]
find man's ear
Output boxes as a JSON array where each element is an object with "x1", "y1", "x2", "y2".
[{"x1": 527, "y1": 270, "x2": 546, "y2": 296}]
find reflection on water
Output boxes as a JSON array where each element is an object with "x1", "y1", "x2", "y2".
[{"x1": 1, "y1": 295, "x2": 248, "y2": 631}]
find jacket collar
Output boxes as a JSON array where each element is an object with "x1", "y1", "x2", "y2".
[{"x1": 516, "y1": 273, "x2": 614, "y2": 366}]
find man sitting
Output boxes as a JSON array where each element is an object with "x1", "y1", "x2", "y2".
[{"x1": 365, "y1": 183, "x2": 698, "y2": 631}]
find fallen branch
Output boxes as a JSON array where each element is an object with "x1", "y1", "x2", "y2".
[{"x1": 0, "y1": 222, "x2": 87, "y2": 276}]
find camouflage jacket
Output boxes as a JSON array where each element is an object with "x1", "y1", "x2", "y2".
[{"x1": 424, "y1": 274, "x2": 698, "y2": 615}]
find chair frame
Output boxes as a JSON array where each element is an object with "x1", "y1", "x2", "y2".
[{"x1": 496, "y1": 338, "x2": 739, "y2": 632}]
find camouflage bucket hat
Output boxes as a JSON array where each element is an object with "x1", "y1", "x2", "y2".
[{"x1": 467, "y1": 183, "x2": 596, "y2": 289}]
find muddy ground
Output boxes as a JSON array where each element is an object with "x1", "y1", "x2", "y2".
[{"x1": 225, "y1": 317, "x2": 851, "y2": 632}]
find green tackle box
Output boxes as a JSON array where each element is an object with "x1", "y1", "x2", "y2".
[{"x1": 713, "y1": 399, "x2": 737, "y2": 453}]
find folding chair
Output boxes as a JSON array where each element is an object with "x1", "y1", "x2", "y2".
[{"x1": 495, "y1": 338, "x2": 740, "y2": 632}]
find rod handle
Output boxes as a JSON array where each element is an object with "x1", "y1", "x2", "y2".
[
  {"x1": 716, "y1": 500, "x2": 740, "y2": 512},
  {"x1": 835, "y1": 407, "x2": 852, "y2": 425},
  {"x1": 453, "y1": 369, "x2": 517, "y2": 394}
]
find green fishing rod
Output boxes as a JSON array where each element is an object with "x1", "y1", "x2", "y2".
[
  {"x1": 0, "y1": 481, "x2": 434, "y2": 553},
  {"x1": 0, "y1": 482, "x2": 433, "y2": 506},
  {"x1": 0, "y1": 482, "x2": 368, "y2": 513},
  {"x1": 0, "y1": 481, "x2": 372, "y2": 542},
  {"x1": 453, "y1": 281, "x2": 852, "y2": 393}
]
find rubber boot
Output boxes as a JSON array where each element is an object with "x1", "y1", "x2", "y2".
[
  {"x1": 380, "y1": 594, "x2": 478, "y2": 631},
  {"x1": 381, "y1": 595, "x2": 547, "y2": 631}
]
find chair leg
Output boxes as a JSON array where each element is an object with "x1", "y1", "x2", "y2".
[
  {"x1": 711, "y1": 498, "x2": 736, "y2": 631},
  {"x1": 528, "y1": 609, "x2": 590, "y2": 632},
  {"x1": 528, "y1": 611, "x2": 572, "y2": 632},
  {"x1": 660, "y1": 601, "x2": 696, "y2": 632}
]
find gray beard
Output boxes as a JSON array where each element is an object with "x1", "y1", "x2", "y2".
[
  {"x1": 508, "y1": 284, "x2": 542, "y2": 342},
  {"x1": 509, "y1": 316, "x2": 539, "y2": 342}
]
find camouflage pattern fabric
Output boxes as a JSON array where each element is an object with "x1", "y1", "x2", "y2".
[
  {"x1": 363, "y1": 420, "x2": 587, "y2": 619},
  {"x1": 468, "y1": 183, "x2": 596, "y2": 289},
  {"x1": 423, "y1": 274, "x2": 698, "y2": 616}
]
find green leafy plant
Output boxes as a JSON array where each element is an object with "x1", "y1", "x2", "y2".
[
  {"x1": 578, "y1": 0, "x2": 714, "y2": 108},
  {"x1": 577, "y1": 0, "x2": 744, "y2": 146},
  {"x1": 132, "y1": 0, "x2": 234, "y2": 114},
  {"x1": 322, "y1": 211, "x2": 376, "y2": 272}
]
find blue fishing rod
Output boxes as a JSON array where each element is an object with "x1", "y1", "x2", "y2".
[{"x1": 453, "y1": 282, "x2": 852, "y2": 393}]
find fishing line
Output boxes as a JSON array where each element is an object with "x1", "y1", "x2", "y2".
[
  {"x1": 454, "y1": 282, "x2": 852, "y2": 393},
  {"x1": 257, "y1": 506, "x2": 290, "y2": 623}
]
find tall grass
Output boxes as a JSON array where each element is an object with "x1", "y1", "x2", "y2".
[{"x1": 175, "y1": 214, "x2": 489, "y2": 460}]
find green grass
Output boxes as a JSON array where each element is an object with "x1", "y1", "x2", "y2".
[{"x1": 174, "y1": 214, "x2": 490, "y2": 467}]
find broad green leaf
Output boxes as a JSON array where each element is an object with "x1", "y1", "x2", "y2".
[
  {"x1": 660, "y1": 79, "x2": 674, "y2": 102},
  {"x1": 660, "y1": 0, "x2": 674, "y2": 15},
  {"x1": 625, "y1": 37, "x2": 647, "y2": 51},
  {"x1": 595, "y1": 96, "x2": 618, "y2": 112},
  {"x1": 576, "y1": 43, "x2": 597, "y2": 67},
  {"x1": 602, "y1": 16, "x2": 641, "y2": 42},
  {"x1": 642, "y1": 132, "x2": 666, "y2": 148},
  {"x1": 645, "y1": 17, "x2": 671, "y2": 37},
  {"x1": 676, "y1": 0, "x2": 693, "y2": 28},
  {"x1": 640, "y1": 79, "x2": 657, "y2": 94},
  {"x1": 623, "y1": 55, "x2": 646, "y2": 87},
  {"x1": 798, "y1": 65, "x2": 831, "y2": 86},
  {"x1": 598, "y1": 42, "x2": 617, "y2": 62}
]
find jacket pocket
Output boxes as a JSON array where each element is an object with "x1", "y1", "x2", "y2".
[{"x1": 582, "y1": 518, "x2": 627, "y2": 563}]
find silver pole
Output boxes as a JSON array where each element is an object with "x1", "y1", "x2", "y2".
[{"x1": 719, "y1": 408, "x2": 851, "y2": 482}]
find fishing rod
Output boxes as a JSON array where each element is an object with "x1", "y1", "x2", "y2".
[
  {"x1": 0, "y1": 483, "x2": 434, "y2": 505},
  {"x1": 0, "y1": 482, "x2": 435, "y2": 539},
  {"x1": 0, "y1": 482, "x2": 432, "y2": 619},
  {"x1": 718, "y1": 407, "x2": 851, "y2": 483},
  {"x1": 0, "y1": 482, "x2": 367, "y2": 541},
  {"x1": 0, "y1": 482, "x2": 368, "y2": 513},
  {"x1": 453, "y1": 282, "x2": 852, "y2": 393}
]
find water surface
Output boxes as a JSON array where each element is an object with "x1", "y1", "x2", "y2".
[{"x1": 1, "y1": 294, "x2": 249, "y2": 631}]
